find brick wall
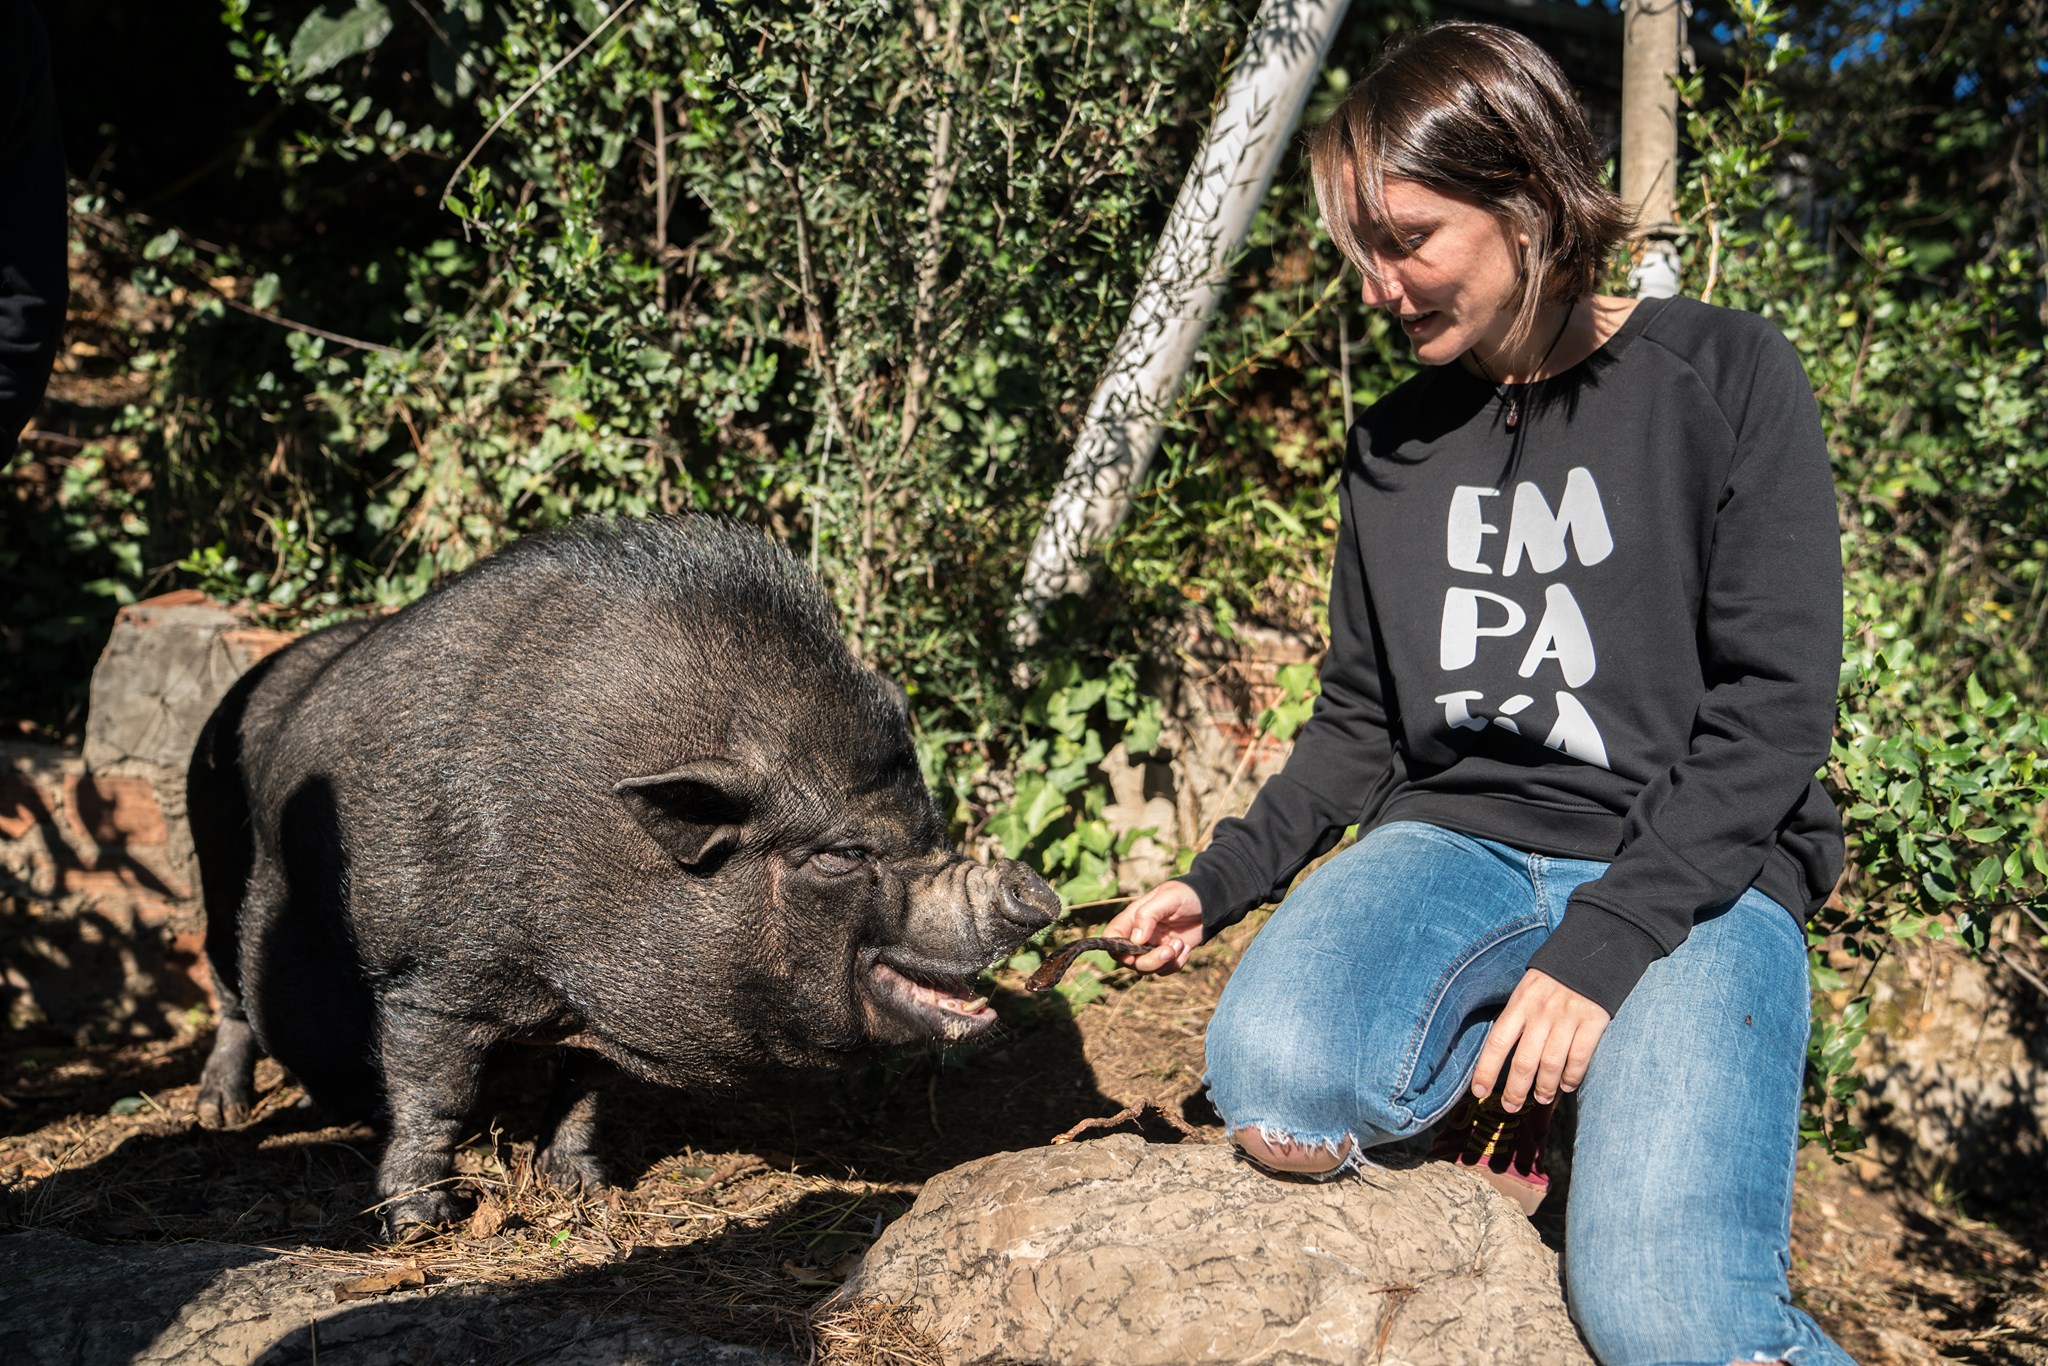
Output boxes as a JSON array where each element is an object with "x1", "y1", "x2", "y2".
[{"x1": 1, "y1": 594, "x2": 294, "y2": 1038}]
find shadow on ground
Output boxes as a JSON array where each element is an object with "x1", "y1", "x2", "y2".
[{"x1": 1, "y1": 977, "x2": 1195, "y2": 1362}]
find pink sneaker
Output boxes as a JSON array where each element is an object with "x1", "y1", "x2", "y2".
[{"x1": 1427, "y1": 1092, "x2": 1553, "y2": 1216}]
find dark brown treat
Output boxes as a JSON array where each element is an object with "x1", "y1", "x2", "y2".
[{"x1": 1025, "y1": 937, "x2": 1146, "y2": 993}]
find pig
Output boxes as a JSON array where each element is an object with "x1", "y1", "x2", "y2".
[{"x1": 188, "y1": 516, "x2": 1058, "y2": 1236}]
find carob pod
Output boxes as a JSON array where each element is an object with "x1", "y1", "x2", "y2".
[{"x1": 1025, "y1": 936, "x2": 1147, "y2": 994}]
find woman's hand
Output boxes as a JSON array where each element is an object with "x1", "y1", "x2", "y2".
[
  {"x1": 1102, "y1": 880, "x2": 1206, "y2": 975},
  {"x1": 1472, "y1": 969, "x2": 1611, "y2": 1112}
]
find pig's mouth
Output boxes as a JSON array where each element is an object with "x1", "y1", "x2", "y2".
[{"x1": 864, "y1": 951, "x2": 999, "y2": 1043}]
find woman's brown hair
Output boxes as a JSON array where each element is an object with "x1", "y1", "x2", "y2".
[{"x1": 1307, "y1": 22, "x2": 1635, "y2": 351}]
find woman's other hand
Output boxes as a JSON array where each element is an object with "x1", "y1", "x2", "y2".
[
  {"x1": 1102, "y1": 880, "x2": 1206, "y2": 975},
  {"x1": 1472, "y1": 968, "x2": 1611, "y2": 1112}
]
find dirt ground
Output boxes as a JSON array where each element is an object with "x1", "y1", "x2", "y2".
[{"x1": 3, "y1": 924, "x2": 2045, "y2": 1364}]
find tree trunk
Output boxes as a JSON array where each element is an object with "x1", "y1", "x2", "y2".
[{"x1": 1622, "y1": 0, "x2": 1686, "y2": 298}]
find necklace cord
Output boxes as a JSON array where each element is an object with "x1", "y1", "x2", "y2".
[{"x1": 1471, "y1": 302, "x2": 1576, "y2": 431}]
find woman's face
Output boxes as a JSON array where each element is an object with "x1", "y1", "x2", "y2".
[{"x1": 1353, "y1": 177, "x2": 1528, "y2": 368}]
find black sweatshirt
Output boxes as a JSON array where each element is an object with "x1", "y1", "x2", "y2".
[
  {"x1": 1179, "y1": 295, "x2": 1845, "y2": 1015},
  {"x1": 1, "y1": 0, "x2": 67, "y2": 466}
]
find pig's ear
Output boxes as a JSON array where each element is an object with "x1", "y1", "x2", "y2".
[
  {"x1": 870, "y1": 670, "x2": 911, "y2": 721},
  {"x1": 614, "y1": 759, "x2": 751, "y2": 871}
]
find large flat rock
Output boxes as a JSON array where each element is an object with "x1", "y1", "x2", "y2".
[{"x1": 836, "y1": 1135, "x2": 1593, "y2": 1366}]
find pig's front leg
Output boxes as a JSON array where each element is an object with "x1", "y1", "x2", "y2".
[
  {"x1": 534, "y1": 1050, "x2": 615, "y2": 1193},
  {"x1": 373, "y1": 1006, "x2": 491, "y2": 1240}
]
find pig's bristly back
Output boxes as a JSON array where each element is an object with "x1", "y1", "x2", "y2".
[{"x1": 285, "y1": 515, "x2": 907, "y2": 796}]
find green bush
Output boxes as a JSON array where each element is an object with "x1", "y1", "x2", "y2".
[
  {"x1": 9, "y1": 0, "x2": 1414, "y2": 870},
  {"x1": 1683, "y1": 0, "x2": 2048, "y2": 1153}
]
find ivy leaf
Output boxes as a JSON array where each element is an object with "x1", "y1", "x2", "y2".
[
  {"x1": 990, "y1": 772, "x2": 1069, "y2": 857},
  {"x1": 290, "y1": 1, "x2": 395, "y2": 82},
  {"x1": 1122, "y1": 697, "x2": 1164, "y2": 756}
]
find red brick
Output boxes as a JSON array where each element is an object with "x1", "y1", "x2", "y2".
[
  {"x1": 66, "y1": 774, "x2": 168, "y2": 847},
  {"x1": 168, "y1": 928, "x2": 212, "y2": 997},
  {"x1": 0, "y1": 773, "x2": 51, "y2": 840},
  {"x1": 130, "y1": 588, "x2": 212, "y2": 611},
  {"x1": 222, "y1": 626, "x2": 301, "y2": 670}
]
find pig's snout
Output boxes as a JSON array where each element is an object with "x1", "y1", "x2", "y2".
[{"x1": 996, "y1": 862, "x2": 1059, "y2": 931}]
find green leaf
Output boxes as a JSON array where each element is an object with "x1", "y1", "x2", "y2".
[
  {"x1": 1960, "y1": 826, "x2": 2007, "y2": 844},
  {"x1": 1008, "y1": 775, "x2": 1068, "y2": 844},
  {"x1": 290, "y1": 0, "x2": 394, "y2": 81},
  {"x1": 1122, "y1": 697, "x2": 1164, "y2": 755},
  {"x1": 1056, "y1": 850, "x2": 1118, "y2": 905},
  {"x1": 1273, "y1": 661, "x2": 1320, "y2": 700},
  {"x1": 1056, "y1": 976, "x2": 1103, "y2": 1007},
  {"x1": 1969, "y1": 854, "x2": 2002, "y2": 898},
  {"x1": 1966, "y1": 672, "x2": 1989, "y2": 710},
  {"x1": 566, "y1": 0, "x2": 610, "y2": 32}
]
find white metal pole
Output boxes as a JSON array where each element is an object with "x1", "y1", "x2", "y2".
[{"x1": 1013, "y1": 0, "x2": 1353, "y2": 643}]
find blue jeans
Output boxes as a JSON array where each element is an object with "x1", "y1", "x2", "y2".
[{"x1": 1205, "y1": 821, "x2": 1855, "y2": 1366}]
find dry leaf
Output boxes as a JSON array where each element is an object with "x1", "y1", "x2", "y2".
[
  {"x1": 332, "y1": 1265, "x2": 426, "y2": 1302},
  {"x1": 466, "y1": 1200, "x2": 508, "y2": 1239}
]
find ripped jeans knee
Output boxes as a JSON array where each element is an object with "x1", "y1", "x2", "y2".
[
  {"x1": 1206, "y1": 1027, "x2": 1418, "y2": 1182},
  {"x1": 1204, "y1": 994, "x2": 1423, "y2": 1182},
  {"x1": 1229, "y1": 1122, "x2": 1357, "y2": 1178},
  {"x1": 1204, "y1": 970, "x2": 1425, "y2": 1180}
]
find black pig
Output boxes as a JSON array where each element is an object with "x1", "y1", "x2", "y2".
[{"x1": 188, "y1": 516, "x2": 1057, "y2": 1235}]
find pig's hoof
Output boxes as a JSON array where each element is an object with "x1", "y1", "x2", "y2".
[
  {"x1": 194, "y1": 1075, "x2": 252, "y2": 1129},
  {"x1": 196, "y1": 1018, "x2": 258, "y2": 1128},
  {"x1": 534, "y1": 1143, "x2": 610, "y2": 1195},
  {"x1": 379, "y1": 1190, "x2": 460, "y2": 1242}
]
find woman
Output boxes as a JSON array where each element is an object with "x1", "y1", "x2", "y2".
[{"x1": 1105, "y1": 22, "x2": 1855, "y2": 1366}]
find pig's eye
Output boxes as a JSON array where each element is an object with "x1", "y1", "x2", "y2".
[{"x1": 809, "y1": 847, "x2": 869, "y2": 876}]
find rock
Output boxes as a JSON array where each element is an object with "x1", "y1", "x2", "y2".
[
  {"x1": 1100, "y1": 743, "x2": 1181, "y2": 893},
  {"x1": 1856, "y1": 942, "x2": 2047, "y2": 1202},
  {"x1": 0, "y1": 1231, "x2": 793, "y2": 1366},
  {"x1": 82, "y1": 591, "x2": 297, "y2": 778},
  {"x1": 1160, "y1": 627, "x2": 1316, "y2": 853},
  {"x1": 834, "y1": 1135, "x2": 1592, "y2": 1366}
]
